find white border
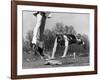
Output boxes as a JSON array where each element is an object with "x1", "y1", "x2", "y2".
[{"x1": 17, "y1": 5, "x2": 94, "y2": 75}]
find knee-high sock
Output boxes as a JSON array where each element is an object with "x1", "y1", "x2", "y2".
[
  {"x1": 32, "y1": 14, "x2": 42, "y2": 44},
  {"x1": 62, "y1": 35, "x2": 68, "y2": 57},
  {"x1": 51, "y1": 38, "x2": 57, "y2": 59}
]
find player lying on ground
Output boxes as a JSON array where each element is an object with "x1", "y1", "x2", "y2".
[{"x1": 51, "y1": 33, "x2": 85, "y2": 59}]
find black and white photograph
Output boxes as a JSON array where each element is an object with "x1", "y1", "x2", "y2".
[
  {"x1": 22, "y1": 11, "x2": 90, "y2": 69},
  {"x1": 11, "y1": 1, "x2": 97, "y2": 79}
]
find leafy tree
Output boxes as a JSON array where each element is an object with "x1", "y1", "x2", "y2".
[
  {"x1": 53, "y1": 22, "x2": 64, "y2": 33},
  {"x1": 64, "y1": 25, "x2": 69, "y2": 34},
  {"x1": 23, "y1": 22, "x2": 90, "y2": 57},
  {"x1": 68, "y1": 25, "x2": 76, "y2": 35}
]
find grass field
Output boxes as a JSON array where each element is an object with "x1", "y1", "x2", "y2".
[{"x1": 22, "y1": 51, "x2": 89, "y2": 69}]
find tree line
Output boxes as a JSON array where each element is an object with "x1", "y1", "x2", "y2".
[{"x1": 23, "y1": 22, "x2": 90, "y2": 56}]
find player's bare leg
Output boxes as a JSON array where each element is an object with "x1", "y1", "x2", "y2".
[
  {"x1": 61, "y1": 35, "x2": 68, "y2": 58},
  {"x1": 51, "y1": 38, "x2": 57, "y2": 59}
]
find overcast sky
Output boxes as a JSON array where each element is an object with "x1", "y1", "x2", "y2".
[{"x1": 22, "y1": 11, "x2": 90, "y2": 39}]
